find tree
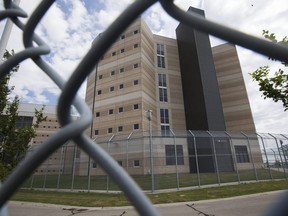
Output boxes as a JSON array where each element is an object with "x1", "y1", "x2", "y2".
[
  {"x1": 250, "y1": 30, "x2": 288, "y2": 111},
  {"x1": 0, "y1": 50, "x2": 46, "y2": 180}
]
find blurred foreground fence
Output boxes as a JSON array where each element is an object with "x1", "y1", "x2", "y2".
[
  {"x1": 1, "y1": 0, "x2": 288, "y2": 215},
  {"x1": 24, "y1": 131, "x2": 288, "y2": 192}
]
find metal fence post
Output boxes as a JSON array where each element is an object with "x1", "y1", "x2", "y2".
[
  {"x1": 271, "y1": 149, "x2": 280, "y2": 172},
  {"x1": 107, "y1": 134, "x2": 115, "y2": 192},
  {"x1": 280, "y1": 134, "x2": 288, "y2": 169},
  {"x1": 189, "y1": 130, "x2": 200, "y2": 187},
  {"x1": 170, "y1": 129, "x2": 179, "y2": 190},
  {"x1": 269, "y1": 134, "x2": 287, "y2": 179},
  {"x1": 43, "y1": 162, "x2": 48, "y2": 189},
  {"x1": 57, "y1": 145, "x2": 65, "y2": 189},
  {"x1": 241, "y1": 132, "x2": 258, "y2": 181},
  {"x1": 207, "y1": 131, "x2": 220, "y2": 186},
  {"x1": 225, "y1": 132, "x2": 240, "y2": 183},
  {"x1": 88, "y1": 137, "x2": 97, "y2": 192},
  {"x1": 146, "y1": 110, "x2": 154, "y2": 193},
  {"x1": 71, "y1": 144, "x2": 78, "y2": 190},
  {"x1": 30, "y1": 173, "x2": 35, "y2": 189},
  {"x1": 126, "y1": 132, "x2": 133, "y2": 173},
  {"x1": 257, "y1": 133, "x2": 273, "y2": 180}
]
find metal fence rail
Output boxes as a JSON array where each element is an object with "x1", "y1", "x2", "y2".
[{"x1": 0, "y1": 1, "x2": 288, "y2": 216}]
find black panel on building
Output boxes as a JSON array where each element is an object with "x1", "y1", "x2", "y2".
[
  {"x1": 176, "y1": 7, "x2": 226, "y2": 131},
  {"x1": 176, "y1": 7, "x2": 233, "y2": 173}
]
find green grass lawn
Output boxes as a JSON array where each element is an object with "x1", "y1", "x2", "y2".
[
  {"x1": 22, "y1": 169, "x2": 286, "y2": 191},
  {"x1": 12, "y1": 180, "x2": 288, "y2": 207}
]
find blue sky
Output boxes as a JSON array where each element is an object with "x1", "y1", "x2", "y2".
[{"x1": 1, "y1": 0, "x2": 288, "y2": 134}]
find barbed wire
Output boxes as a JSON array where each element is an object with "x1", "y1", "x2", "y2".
[{"x1": 0, "y1": 0, "x2": 288, "y2": 215}]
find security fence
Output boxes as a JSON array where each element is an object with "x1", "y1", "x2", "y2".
[
  {"x1": 23, "y1": 131, "x2": 288, "y2": 192},
  {"x1": 1, "y1": 0, "x2": 288, "y2": 216}
]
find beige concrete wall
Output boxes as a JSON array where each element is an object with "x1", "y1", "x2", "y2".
[
  {"x1": 212, "y1": 43, "x2": 256, "y2": 133},
  {"x1": 153, "y1": 34, "x2": 186, "y2": 132}
]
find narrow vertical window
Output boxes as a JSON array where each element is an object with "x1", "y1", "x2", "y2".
[
  {"x1": 159, "y1": 74, "x2": 168, "y2": 102},
  {"x1": 160, "y1": 108, "x2": 170, "y2": 136},
  {"x1": 156, "y1": 44, "x2": 165, "y2": 68}
]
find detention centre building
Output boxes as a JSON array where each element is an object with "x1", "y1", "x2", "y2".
[
  {"x1": 81, "y1": 7, "x2": 262, "y2": 176},
  {"x1": 19, "y1": 8, "x2": 263, "y2": 179}
]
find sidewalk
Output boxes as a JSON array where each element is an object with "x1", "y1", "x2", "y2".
[{"x1": 7, "y1": 190, "x2": 287, "y2": 216}]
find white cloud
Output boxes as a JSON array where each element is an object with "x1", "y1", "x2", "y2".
[{"x1": 1, "y1": 0, "x2": 287, "y2": 134}]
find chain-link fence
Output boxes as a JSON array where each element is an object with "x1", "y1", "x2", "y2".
[
  {"x1": 22, "y1": 131, "x2": 288, "y2": 192},
  {"x1": 1, "y1": 1, "x2": 288, "y2": 216}
]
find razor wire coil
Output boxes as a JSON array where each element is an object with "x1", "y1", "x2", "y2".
[{"x1": 0, "y1": 0, "x2": 288, "y2": 215}]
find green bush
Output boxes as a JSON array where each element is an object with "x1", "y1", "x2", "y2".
[{"x1": 0, "y1": 162, "x2": 9, "y2": 181}]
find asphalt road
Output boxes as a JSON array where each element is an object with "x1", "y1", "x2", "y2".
[{"x1": 6, "y1": 190, "x2": 286, "y2": 216}]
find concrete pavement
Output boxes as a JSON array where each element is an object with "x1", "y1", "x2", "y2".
[{"x1": 7, "y1": 190, "x2": 286, "y2": 216}]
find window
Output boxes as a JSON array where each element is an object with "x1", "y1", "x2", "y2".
[
  {"x1": 159, "y1": 88, "x2": 168, "y2": 102},
  {"x1": 108, "y1": 109, "x2": 113, "y2": 115},
  {"x1": 161, "y1": 125, "x2": 170, "y2": 136},
  {"x1": 110, "y1": 71, "x2": 115, "y2": 76},
  {"x1": 158, "y1": 74, "x2": 167, "y2": 87},
  {"x1": 134, "y1": 43, "x2": 138, "y2": 48},
  {"x1": 159, "y1": 74, "x2": 168, "y2": 102},
  {"x1": 92, "y1": 162, "x2": 97, "y2": 168},
  {"x1": 133, "y1": 63, "x2": 139, "y2": 69},
  {"x1": 110, "y1": 86, "x2": 115, "y2": 92},
  {"x1": 108, "y1": 127, "x2": 113, "y2": 134},
  {"x1": 133, "y1": 123, "x2": 140, "y2": 130},
  {"x1": 118, "y1": 126, "x2": 123, "y2": 132},
  {"x1": 96, "y1": 112, "x2": 100, "y2": 117},
  {"x1": 157, "y1": 44, "x2": 165, "y2": 55},
  {"x1": 111, "y1": 51, "x2": 116, "y2": 56},
  {"x1": 120, "y1": 35, "x2": 125, "y2": 39},
  {"x1": 117, "y1": 160, "x2": 123, "y2": 166},
  {"x1": 98, "y1": 74, "x2": 103, "y2": 80},
  {"x1": 160, "y1": 109, "x2": 169, "y2": 124},
  {"x1": 133, "y1": 104, "x2": 139, "y2": 110},
  {"x1": 120, "y1": 48, "x2": 125, "y2": 53},
  {"x1": 120, "y1": 68, "x2": 125, "y2": 73},
  {"x1": 97, "y1": 90, "x2": 102, "y2": 95},
  {"x1": 119, "y1": 84, "x2": 124, "y2": 89},
  {"x1": 235, "y1": 146, "x2": 250, "y2": 163},
  {"x1": 157, "y1": 44, "x2": 165, "y2": 68},
  {"x1": 133, "y1": 30, "x2": 138, "y2": 34},
  {"x1": 157, "y1": 56, "x2": 165, "y2": 68},
  {"x1": 134, "y1": 160, "x2": 140, "y2": 167},
  {"x1": 165, "y1": 145, "x2": 184, "y2": 165},
  {"x1": 133, "y1": 79, "x2": 139, "y2": 85},
  {"x1": 95, "y1": 130, "x2": 99, "y2": 135},
  {"x1": 118, "y1": 107, "x2": 124, "y2": 113}
]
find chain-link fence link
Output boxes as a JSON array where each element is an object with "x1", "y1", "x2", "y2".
[{"x1": 1, "y1": 1, "x2": 288, "y2": 216}]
